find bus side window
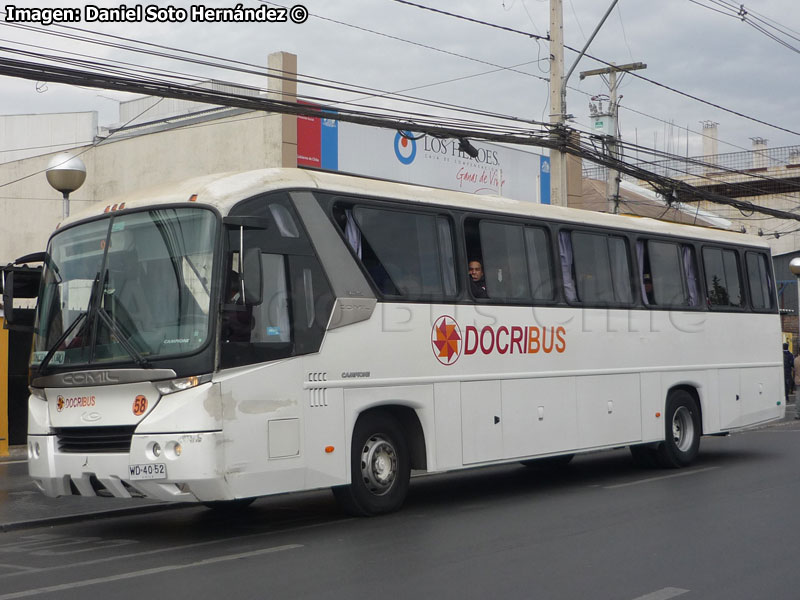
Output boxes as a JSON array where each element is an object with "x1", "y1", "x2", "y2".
[
  {"x1": 348, "y1": 205, "x2": 457, "y2": 301},
  {"x1": 250, "y1": 254, "x2": 291, "y2": 344},
  {"x1": 558, "y1": 231, "x2": 577, "y2": 302},
  {"x1": 703, "y1": 247, "x2": 743, "y2": 308},
  {"x1": 637, "y1": 240, "x2": 699, "y2": 307},
  {"x1": 745, "y1": 251, "x2": 775, "y2": 311},
  {"x1": 479, "y1": 221, "x2": 530, "y2": 301},
  {"x1": 568, "y1": 231, "x2": 633, "y2": 305},
  {"x1": 524, "y1": 226, "x2": 554, "y2": 301}
]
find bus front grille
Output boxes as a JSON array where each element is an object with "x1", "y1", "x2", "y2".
[{"x1": 54, "y1": 426, "x2": 136, "y2": 453}]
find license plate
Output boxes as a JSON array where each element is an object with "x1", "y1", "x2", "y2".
[{"x1": 128, "y1": 463, "x2": 167, "y2": 480}]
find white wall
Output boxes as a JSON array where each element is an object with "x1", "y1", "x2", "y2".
[
  {"x1": 0, "y1": 110, "x2": 287, "y2": 263},
  {"x1": 0, "y1": 112, "x2": 97, "y2": 163}
]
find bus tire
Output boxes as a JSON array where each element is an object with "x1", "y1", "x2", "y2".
[
  {"x1": 656, "y1": 390, "x2": 701, "y2": 468},
  {"x1": 333, "y1": 412, "x2": 410, "y2": 517}
]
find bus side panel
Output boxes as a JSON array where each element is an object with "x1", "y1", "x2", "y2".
[
  {"x1": 731, "y1": 366, "x2": 783, "y2": 429},
  {"x1": 303, "y1": 386, "x2": 348, "y2": 489},
  {"x1": 219, "y1": 360, "x2": 307, "y2": 499},
  {"x1": 640, "y1": 371, "x2": 662, "y2": 442},
  {"x1": 576, "y1": 374, "x2": 641, "y2": 449},
  {"x1": 718, "y1": 368, "x2": 741, "y2": 431},
  {"x1": 461, "y1": 380, "x2": 502, "y2": 464},
  {"x1": 501, "y1": 377, "x2": 577, "y2": 460},
  {"x1": 433, "y1": 382, "x2": 462, "y2": 471}
]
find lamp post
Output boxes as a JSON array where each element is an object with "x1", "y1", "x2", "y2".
[
  {"x1": 45, "y1": 153, "x2": 86, "y2": 219},
  {"x1": 789, "y1": 257, "x2": 800, "y2": 351}
]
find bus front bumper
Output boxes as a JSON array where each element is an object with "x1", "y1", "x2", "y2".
[{"x1": 28, "y1": 431, "x2": 231, "y2": 503}]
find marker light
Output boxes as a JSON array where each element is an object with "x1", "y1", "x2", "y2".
[
  {"x1": 166, "y1": 441, "x2": 182, "y2": 459},
  {"x1": 189, "y1": 194, "x2": 198, "y2": 202},
  {"x1": 325, "y1": 446, "x2": 335, "y2": 454},
  {"x1": 655, "y1": 412, "x2": 662, "y2": 418},
  {"x1": 155, "y1": 374, "x2": 212, "y2": 395}
]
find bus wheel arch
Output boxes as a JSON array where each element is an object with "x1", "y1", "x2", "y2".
[
  {"x1": 656, "y1": 386, "x2": 702, "y2": 468},
  {"x1": 333, "y1": 406, "x2": 420, "y2": 516}
]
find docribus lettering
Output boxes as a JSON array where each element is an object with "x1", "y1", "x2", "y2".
[
  {"x1": 58, "y1": 395, "x2": 96, "y2": 411},
  {"x1": 464, "y1": 325, "x2": 566, "y2": 356}
]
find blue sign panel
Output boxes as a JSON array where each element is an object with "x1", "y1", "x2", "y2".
[{"x1": 540, "y1": 155, "x2": 551, "y2": 205}]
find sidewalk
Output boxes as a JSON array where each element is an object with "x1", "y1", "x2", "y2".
[{"x1": 0, "y1": 446, "x2": 183, "y2": 532}]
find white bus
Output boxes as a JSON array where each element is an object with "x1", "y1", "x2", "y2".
[{"x1": 11, "y1": 168, "x2": 783, "y2": 516}]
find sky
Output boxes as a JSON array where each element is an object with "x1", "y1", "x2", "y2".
[{"x1": 1, "y1": 0, "x2": 799, "y2": 167}]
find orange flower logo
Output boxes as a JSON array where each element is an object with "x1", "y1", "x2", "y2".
[
  {"x1": 57, "y1": 395, "x2": 64, "y2": 412},
  {"x1": 431, "y1": 315, "x2": 462, "y2": 365}
]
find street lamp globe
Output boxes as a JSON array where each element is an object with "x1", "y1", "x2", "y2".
[
  {"x1": 790, "y1": 257, "x2": 800, "y2": 277},
  {"x1": 45, "y1": 153, "x2": 86, "y2": 219}
]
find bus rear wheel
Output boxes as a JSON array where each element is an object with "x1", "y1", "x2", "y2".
[
  {"x1": 656, "y1": 390, "x2": 701, "y2": 468},
  {"x1": 333, "y1": 412, "x2": 410, "y2": 517}
]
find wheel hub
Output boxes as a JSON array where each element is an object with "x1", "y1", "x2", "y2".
[
  {"x1": 672, "y1": 406, "x2": 695, "y2": 452},
  {"x1": 360, "y1": 435, "x2": 397, "y2": 496}
]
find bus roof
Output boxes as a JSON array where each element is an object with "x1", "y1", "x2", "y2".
[{"x1": 69, "y1": 167, "x2": 768, "y2": 249}]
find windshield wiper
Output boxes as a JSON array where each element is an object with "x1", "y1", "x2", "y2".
[
  {"x1": 35, "y1": 311, "x2": 86, "y2": 375},
  {"x1": 35, "y1": 270, "x2": 103, "y2": 375},
  {"x1": 95, "y1": 307, "x2": 151, "y2": 369}
]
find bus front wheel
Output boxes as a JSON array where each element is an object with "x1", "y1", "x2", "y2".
[
  {"x1": 333, "y1": 412, "x2": 410, "y2": 517},
  {"x1": 656, "y1": 390, "x2": 701, "y2": 468}
]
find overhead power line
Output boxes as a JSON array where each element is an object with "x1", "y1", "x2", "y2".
[
  {"x1": 389, "y1": 0, "x2": 800, "y2": 138},
  {"x1": 4, "y1": 51, "x2": 800, "y2": 226}
]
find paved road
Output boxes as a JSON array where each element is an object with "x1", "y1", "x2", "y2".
[
  {"x1": 0, "y1": 450, "x2": 172, "y2": 531},
  {"x1": 1, "y1": 418, "x2": 800, "y2": 599}
]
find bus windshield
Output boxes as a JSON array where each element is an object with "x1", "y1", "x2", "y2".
[{"x1": 32, "y1": 207, "x2": 218, "y2": 370}]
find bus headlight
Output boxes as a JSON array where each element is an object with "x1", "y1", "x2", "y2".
[{"x1": 155, "y1": 374, "x2": 212, "y2": 395}]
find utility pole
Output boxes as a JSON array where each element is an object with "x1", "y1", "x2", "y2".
[
  {"x1": 580, "y1": 61, "x2": 646, "y2": 213},
  {"x1": 551, "y1": 0, "x2": 622, "y2": 208},
  {"x1": 549, "y1": 0, "x2": 568, "y2": 207}
]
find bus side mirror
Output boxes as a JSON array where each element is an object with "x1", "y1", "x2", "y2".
[
  {"x1": 241, "y1": 248, "x2": 263, "y2": 306},
  {"x1": 2, "y1": 257, "x2": 44, "y2": 332}
]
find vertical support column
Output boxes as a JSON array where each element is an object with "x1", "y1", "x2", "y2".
[
  {"x1": 549, "y1": 0, "x2": 568, "y2": 207},
  {"x1": 606, "y1": 67, "x2": 619, "y2": 214},
  {"x1": 0, "y1": 318, "x2": 8, "y2": 458},
  {"x1": 566, "y1": 131, "x2": 583, "y2": 207},
  {"x1": 267, "y1": 51, "x2": 298, "y2": 168}
]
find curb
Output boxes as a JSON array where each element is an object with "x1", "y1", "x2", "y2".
[
  {"x1": 0, "y1": 502, "x2": 191, "y2": 533},
  {"x1": 0, "y1": 446, "x2": 27, "y2": 462}
]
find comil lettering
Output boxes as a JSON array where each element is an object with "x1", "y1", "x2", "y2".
[{"x1": 463, "y1": 325, "x2": 566, "y2": 356}]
